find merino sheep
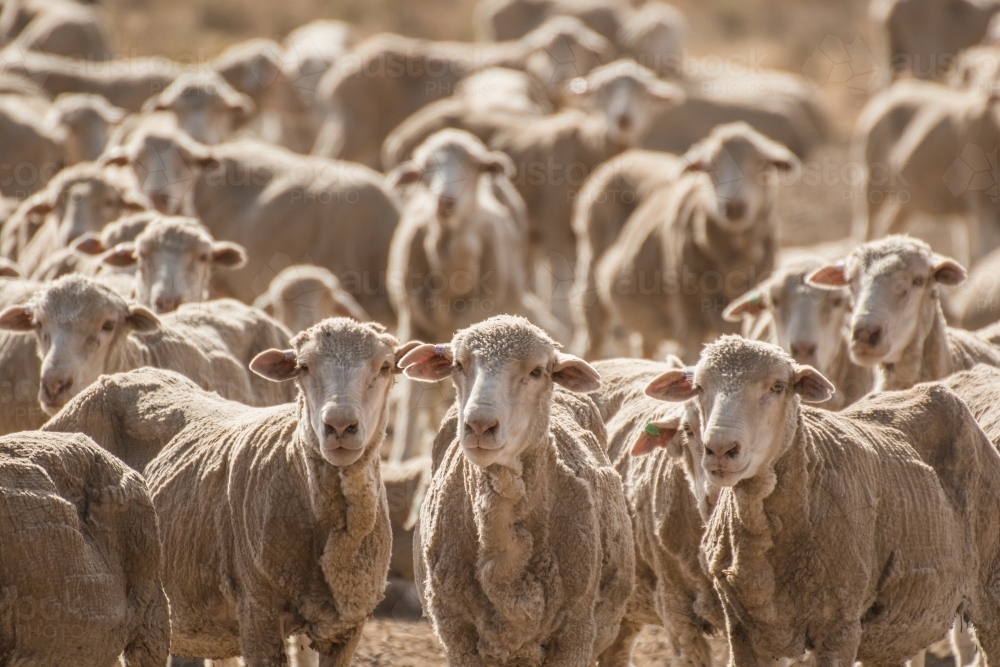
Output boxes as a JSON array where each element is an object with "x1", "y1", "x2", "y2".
[
  {"x1": 46, "y1": 93, "x2": 126, "y2": 165},
  {"x1": 616, "y1": 2, "x2": 687, "y2": 77},
  {"x1": 473, "y1": 0, "x2": 623, "y2": 42},
  {"x1": 0, "y1": 94, "x2": 66, "y2": 199},
  {"x1": 312, "y1": 17, "x2": 613, "y2": 168},
  {"x1": 49, "y1": 318, "x2": 416, "y2": 664},
  {"x1": 723, "y1": 257, "x2": 875, "y2": 410},
  {"x1": 0, "y1": 275, "x2": 259, "y2": 415},
  {"x1": 596, "y1": 122, "x2": 797, "y2": 360},
  {"x1": 400, "y1": 315, "x2": 635, "y2": 666},
  {"x1": 0, "y1": 431, "x2": 169, "y2": 666},
  {"x1": 254, "y1": 264, "x2": 370, "y2": 333},
  {"x1": 102, "y1": 134, "x2": 401, "y2": 324},
  {"x1": 587, "y1": 357, "x2": 723, "y2": 667},
  {"x1": 0, "y1": 276, "x2": 46, "y2": 435},
  {"x1": 0, "y1": 0, "x2": 113, "y2": 59},
  {"x1": 570, "y1": 148, "x2": 682, "y2": 359},
  {"x1": 141, "y1": 70, "x2": 255, "y2": 146},
  {"x1": 31, "y1": 210, "x2": 157, "y2": 281},
  {"x1": 96, "y1": 215, "x2": 248, "y2": 313},
  {"x1": 649, "y1": 334, "x2": 1000, "y2": 667},
  {"x1": 4, "y1": 162, "x2": 150, "y2": 277},
  {"x1": 386, "y1": 129, "x2": 564, "y2": 461},
  {"x1": 807, "y1": 235, "x2": 1000, "y2": 391},
  {"x1": 851, "y1": 80, "x2": 1000, "y2": 261}
]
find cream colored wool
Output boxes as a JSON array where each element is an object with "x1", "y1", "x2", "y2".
[{"x1": 0, "y1": 431, "x2": 168, "y2": 666}]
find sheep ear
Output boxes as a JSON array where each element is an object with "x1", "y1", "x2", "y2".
[
  {"x1": 123, "y1": 195, "x2": 149, "y2": 213},
  {"x1": 759, "y1": 142, "x2": 800, "y2": 174},
  {"x1": 681, "y1": 152, "x2": 709, "y2": 172},
  {"x1": 806, "y1": 262, "x2": 848, "y2": 289},
  {"x1": 211, "y1": 241, "x2": 248, "y2": 269},
  {"x1": 722, "y1": 289, "x2": 768, "y2": 322},
  {"x1": 140, "y1": 94, "x2": 165, "y2": 113},
  {"x1": 23, "y1": 197, "x2": 54, "y2": 218},
  {"x1": 552, "y1": 352, "x2": 601, "y2": 392},
  {"x1": 631, "y1": 415, "x2": 681, "y2": 457},
  {"x1": 72, "y1": 233, "x2": 106, "y2": 255},
  {"x1": 250, "y1": 349, "x2": 302, "y2": 382},
  {"x1": 792, "y1": 365, "x2": 834, "y2": 403},
  {"x1": 932, "y1": 256, "x2": 967, "y2": 286},
  {"x1": 99, "y1": 147, "x2": 130, "y2": 167},
  {"x1": 101, "y1": 242, "x2": 137, "y2": 267},
  {"x1": 0, "y1": 260, "x2": 21, "y2": 278},
  {"x1": 399, "y1": 343, "x2": 455, "y2": 382},
  {"x1": 649, "y1": 80, "x2": 685, "y2": 107},
  {"x1": 0, "y1": 305, "x2": 34, "y2": 331},
  {"x1": 386, "y1": 162, "x2": 422, "y2": 190},
  {"x1": 255, "y1": 295, "x2": 275, "y2": 316},
  {"x1": 175, "y1": 140, "x2": 219, "y2": 171},
  {"x1": 393, "y1": 340, "x2": 425, "y2": 374},
  {"x1": 645, "y1": 368, "x2": 698, "y2": 402},
  {"x1": 480, "y1": 151, "x2": 515, "y2": 178},
  {"x1": 125, "y1": 305, "x2": 160, "y2": 334}
]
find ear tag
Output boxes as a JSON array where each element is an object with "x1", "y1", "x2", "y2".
[
  {"x1": 434, "y1": 345, "x2": 447, "y2": 356},
  {"x1": 644, "y1": 423, "x2": 661, "y2": 437}
]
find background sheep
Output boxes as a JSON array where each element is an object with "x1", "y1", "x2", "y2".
[
  {"x1": 807, "y1": 236, "x2": 1000, "y2": 390},
  {"x1": 140, "y1": 70, "x2": 255, "y2": 146},
  {"x1": 45, "y1": 92, "x2": 127, "y2": 165},
  {"x1": 0, "y1": 430, "x2": 168, "y2": 666},
  {"x1": 31, "y1": 210, "x2": 157, "y2": 282},
  {"x1": 596, "y1": 122, "x2": 797, "y2": 359},
  {"x1": 400, "y1": 315, "x2": 635, "y2": 666},
  {"x1": 254, "y1": 264, "x2": 370, "y2": 333},
  {"x1": 648, "y1": 335, "x2": 1000, "y2": 667}
]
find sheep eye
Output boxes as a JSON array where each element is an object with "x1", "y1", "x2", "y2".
[
  {"x1": 683, "y1": 425, "x2": 694, "y2": 436},
  {"x1": 771, "y1": 381, "x2": 785, "y2": 393},
  {"x1": 770, "y1": 298, "x2": 779, "y2": 308},
  {"x1": 453, "y1": 361, "x2": 464, "y2": 372},
  {"x1": 101, "y1": 320, "x2": 115, "y2": 332},
  {"x1": 912, "y1": 276, "x2": 926, "y2": 287},
  {"x1": 379, "y1": 362, "x2": 391, "y2": 375},
  {"x1": 297, "y1": 364, "x2": 308, "y2": 373},
  {"x1": 198, "y1": 254, "x2": 210, "y2": 263},
  {"x1": 530, "y1": 367, "x2": 544, "y2": 378}
]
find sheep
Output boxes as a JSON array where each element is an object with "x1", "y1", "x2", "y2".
[
  {"x1": 722, "y1": 256, "x2": 875, "y2": 410},
  {"x1": 31, "y1": 209, "x2": 158, "y2": 281},
  {"x1": 615, "y1": 2, "x2": 687, "y2": 78},
  {"x1": 254, "y1": 264, "x2": 370, "y2": 334},
  {"x1": 0, "y1": 94, "x2": 66, "y2": 199},
  {"x1": 870, "y1": 0, "x2": 1000, "y2": 84},
  {"x1": 140, "y1": 70, "x2": 255, "y2": 146},
  {"x1": 587, "y1": 357, "x2": 723, "y2": 667},
  {"x1": 0, "y1": 0, "x2": 113, "y2": 59},
  {"x1": 400, "y1": 314, "x2": 635, "y2": 666},
  {"x1": 596, "y1": 122, "x2": 797, "y2": 360},
  {"x1": 807, "y1": 235, "x2": 1000, "y2": 391},
  {"x1": 948, "y1": 44, "x2": 1000, "y2": 92},
  {"x1": 851, "y1": 80, "x2": 1000, "y2": 262},
  {"x1": 0, "y1": 276, "x2": 46, "y2": 435},
  {"x1": 101, "y1": 134, "x2": 401, "y2": 324},
  {"x1": 473, "y1": 0, "x2": 623, "y2": 43},
  {"x1": 95, "y1": 214, "x2": 248, "y2": 313},
  {"x1": 48, "y1": 318, "x2": 417, "y2": 664},
  {"x1": 0, "y1": 430, "x2": 169, "y2": 666},
  {"x1": 0, "y1": 274, "x2": 259, "y2": 415},
  {"x1": 45, "y1": 93, "x2": 127, "y2": 165},
  {"x1": 454, "y1": 66, "x2": 553, "y2": 116},
  {"x1": 3, "y1": 162, "x2": 150, "y2": 277},
  {"x1": 312, "y1": 17, "x2": 613, "y2": 168},
  {"x1": 0, "y1": 48, "x2": 186, "y2": 112},
  {"x1": 570, "y1": 148, "x2": 682, "y2": 359},
  {"x1": 386, "y1": 129, "x2": 565, "y2": 461},
  {"x1": 648, "y1": 334, "x2": 1000, "y2": 667}
]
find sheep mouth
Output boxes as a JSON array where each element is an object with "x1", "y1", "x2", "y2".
[
  {"x1": 849, "y1": 343, "x2": 891, "y2": 366},
  {"x1": 707, "y1": 461, "x2": 750, "y2": 486}
]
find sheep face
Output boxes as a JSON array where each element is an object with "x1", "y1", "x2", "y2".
[
  {"x1": 145, "y1": 74, "x2": 254, "y2": 145},
  {"x1": 101, "y1": 218, "x2": 247, "y2": 313},
  {"x1": 266, "y1": 270, "x2": 369, "y2": 334},
  {"x1": 645, "y1": 336, "x2": 832, "y2": 487},
  {"x1": 388, "y1": 130, "x2": 515, "y2": 223},
  {"x1": 521, "y1": 17, "x2": 612, "y2": 96},
  {"x1": 46, "y1": 95, "x2": 124, "y2": 164},
  {"x1": 807, "y1": 236, "x2": 966, "y2": 367},
  {"x1": 48, "y1": 176, "x2": 147, "y2": 248},
  {"x1": 250, "y1": 318, "x2": 411, "y2": 466},
  {"x1": 682, "y1": 123, "x2": 799, "y2": 232},
  {"x1": 724, "y1": 260, "x2": 851, "y2": 376},
  {"x1": 0, "y1": 276, "x2": 160, "y2": 415},
  {"x1": 565, "y1": 60, "x2": 684, "y2": 147},
  {"x1": 399, "y1": 316, "x2": 600, "y2": 470}
]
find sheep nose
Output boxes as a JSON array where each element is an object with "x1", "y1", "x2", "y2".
[
  {"x1": 154, "y1": 295, "x2": 181, "y2": 313},
  {"x1": 42, "y1": 377, "x2": 72, "y2": 401},
  {"x1": 852, "y1": 323, "x2": 883, "y2": 348},
  {"x1": 437, "y1": 196, "x2": 456, "y2": 217},
  {"x1": 725, "y1": 200, "x2": 747, "y2": 221},
  {"x1": 790, "y1": 342, "x2": 817, "y2": 362},
  {"x1": 616, "y1": 114, "x2": 632, "y2": 132},
  {"x1": 465, "y1": 416, "x2": 499, "y2": 437},
  {"x1": 705, "y1": 439, "x2": 740, "y2": 459},
  {"x1": 150, "y1": 192, "x2": 171, "y2": 212},
  {"x1": 324, "y1": 414, "x2": 359, "y2": 439}
]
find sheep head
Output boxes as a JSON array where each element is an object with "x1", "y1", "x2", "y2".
[{"x1": 399, "y1": 315, "x2": 600, "y2": 470}]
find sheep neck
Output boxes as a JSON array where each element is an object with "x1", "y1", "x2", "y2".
[
  {"x1": 877, "y1": 294, "x2": 950, "y2": 391},
  {"x1": 105, "y1": 331, "x2": 154, "y2": 375},
  {"x1": 470, "y1": 438, "x2": 552, "y2": 631}
]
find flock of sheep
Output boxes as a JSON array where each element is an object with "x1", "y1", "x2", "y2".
[{"x1": 4, "y1": 0, "x2": 1000, "y2": 665}]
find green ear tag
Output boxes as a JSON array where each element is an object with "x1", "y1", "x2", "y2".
[
  {"x1": 644, "y1": 423, "x2": 661, "y2": 437},
  {"x1": 748, "y1": 290, "x2": 761, "y2": 305}
]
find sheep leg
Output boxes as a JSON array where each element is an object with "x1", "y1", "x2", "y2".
[
  {"x1": 813, "y1": 623, "x2": 862, "y2": 667},
  {"x1": 316, "y1": 624, "x2": 363, "y2": 667},
  {"x1": 544, "y1": 611, "x2": 597, "y2": 667},
  {"x1": 236, "y1": 608, "x2": 286, "y2": 667},
  {"x1": 596, "y1": 617, "x2": 642, "y2": 667}
]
